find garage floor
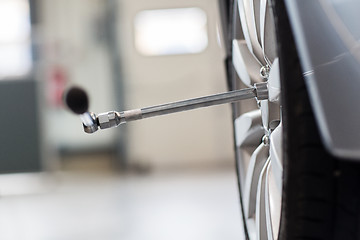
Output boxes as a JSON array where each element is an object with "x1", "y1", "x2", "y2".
[{"x1": 0, "y1": 158, "x2": 243, "y2": 240}]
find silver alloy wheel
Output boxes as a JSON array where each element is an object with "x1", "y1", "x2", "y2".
[{"x1": 231, "y1": 0, "x2": 282, "y2": 239}]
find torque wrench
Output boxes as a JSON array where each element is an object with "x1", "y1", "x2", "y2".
[{"x1": 64, "y1": 83, "x2": 268, "y2": 134}]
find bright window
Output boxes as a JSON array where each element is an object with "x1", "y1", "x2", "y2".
[
  {"x1": 134, "y1": 8, "x2": 208, "y2": 56},
  {"x1": 0, "y1": 0, "x2": 32, "y2": 79}
]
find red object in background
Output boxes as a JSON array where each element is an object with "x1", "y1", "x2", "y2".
[{"x1": 48, "y1": 65, "x2": 67, "y2": 107}]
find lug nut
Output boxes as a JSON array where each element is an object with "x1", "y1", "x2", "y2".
[{"x1": 262, "y1": 135, "x2": 270, "y2": 146}]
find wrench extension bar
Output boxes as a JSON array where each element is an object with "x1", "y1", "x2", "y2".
[
  {"x1": 84, "y1": 83, "x2": 268, "y2": 133},
  {"x1": 128, "y1": 87, "x2": 255, "y2": 121}
]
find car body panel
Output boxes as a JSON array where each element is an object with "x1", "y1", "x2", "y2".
[{"x1": 284, "y1": 0, "x2": 360, "y2": 159}]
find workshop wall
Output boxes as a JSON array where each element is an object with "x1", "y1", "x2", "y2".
[{"x1": 118, "y1": 0, "x2": 234, "y2": 168}]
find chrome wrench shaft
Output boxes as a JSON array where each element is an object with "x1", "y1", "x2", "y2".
[{"x1": 87, "y1": 83, "x2": 268, "y2": 133}]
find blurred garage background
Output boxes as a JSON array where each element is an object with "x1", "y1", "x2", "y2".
[{"x1": 0, "y1": 0, "x2": 242, "y2": 239}]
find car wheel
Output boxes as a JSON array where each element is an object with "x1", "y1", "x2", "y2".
[{"x1": 226, "y1": 0, "x2": 360, "y2": 239}]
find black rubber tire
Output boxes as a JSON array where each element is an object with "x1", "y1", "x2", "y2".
[{"x1": 226, "y1": 0, "x2": 360, "y2": 239}]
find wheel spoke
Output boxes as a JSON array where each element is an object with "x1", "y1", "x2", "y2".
[
  {"x1": 259, "y1": 0, "x2": 276, "y2": 63},
  {"x1": 232, "y1": 40, "x2": 263, "y2": 87},
  {"x1": 259, "y1": 100, "x2": 280, "y2": 132},
  {"x1": 260, "y1": 0, "x2": 267, "y2": 49},
  {"x1": 252, "y1": 0, "x2": 262, "y2": 46},
  {"x1": 269, "y1": 122, "x2": 283, "y2": 190},
  {"x1": 267, "y1": 165, "x2": 282, "y2": 239},
  {"x1": 256, "y1": 158, "x2": 271, "y2": 240},
  {"x1": 243, "y1": 143, "x2": 269, "y2": 218},
  {"x1": 265, "y1": 164, "x2": 275, "y2": 240},
  {"x1": 238, "y1": 0, "x2": 253, "y2": 54},
  {"x1": 234, "y1": 109, "x2": 263, "y2": 148},
  {"x1": 268, "y1": 58, "x2": 281, "y2": 102},
  {"x1": 238, "y1": 0, "x2": 266, "y2": 65}
]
